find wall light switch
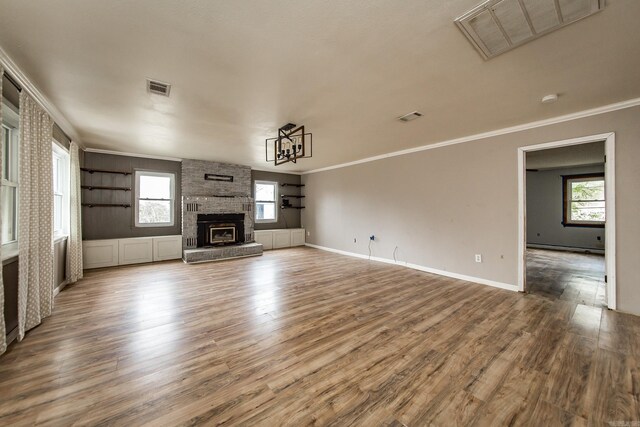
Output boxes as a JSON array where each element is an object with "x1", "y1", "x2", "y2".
[{"x1": 475, "y1": 254, "x2": 482, "y2": 263}]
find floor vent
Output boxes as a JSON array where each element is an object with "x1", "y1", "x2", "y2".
[
  {"x1": 147, "y1": 79, "x2": 171, "y2": 96},
  {"x1": 455, "y1": 0, "x2": 605, "y2": 60}
]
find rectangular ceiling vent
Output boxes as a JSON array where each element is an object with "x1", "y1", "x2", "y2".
[
  {"x1": 455, "y1": 0, "x2": 605, "y2": 60},
  {"x1": 147, "y1": 79, "x2": 171, "y2": 96},
  {"x1": 398, "y1": 111, "x2": 423, "y2": 122}
]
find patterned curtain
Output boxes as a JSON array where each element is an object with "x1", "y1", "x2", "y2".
[
  {"x1": 17, "y1": 92, "x2": 54, "y2": 340},
  {"x1": 0, "y1": 65, "x2": 6, "y2": 354},
  {"x1": 67, "y1": 141, "x2": 83, "y2": 283}
]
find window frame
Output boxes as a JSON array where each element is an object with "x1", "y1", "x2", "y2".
[
  {"x1": 134, "y1": 170, "x2": 176, "y2": 228},
  {"x1": 1, "y1": 100, "x2": 20, "y2": 252},
  {"x1": 562, "y1": 173, "x2": 605, "y2": 228},
  {"x1": 52, "y1": 141, "x2": 70, "y2": 238},
  {"x1": 254, "y1": 180, "x2": 278, "y2": 224}
]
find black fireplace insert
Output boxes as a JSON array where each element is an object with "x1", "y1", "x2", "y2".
[{"x1": 197, "y1": 213, "x2": 245, "y2": 247}]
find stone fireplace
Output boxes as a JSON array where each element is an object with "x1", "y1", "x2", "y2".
[{"x1": 180, "y1": 159, "x2": 263, "y2": 263}]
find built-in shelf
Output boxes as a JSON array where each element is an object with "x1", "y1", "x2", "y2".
[
  {"x1": 281, "y1": 206, "x2": 305, "y2": 209},
  {"x1": 281, "y1": 195, "x2": 305, "y2": 198},
  {"x1": 82, "y1": 203, "x2": 131, "y2": 208},
  {"x1": 280, "y1": 183, "x2": 305, "y2": 187},
  {"x1": 81, "y1": 167, "x2": 131, "y2": 175},
  {"x1": 81, "y1": 185, "x2": 131, "y2": 191}
]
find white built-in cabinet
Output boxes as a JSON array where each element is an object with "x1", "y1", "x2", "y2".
[
  {"x1": 254, "y1": 228, "x2": 305, "y2": 250},
  {"x1": 118, "y1": 238, "x2": 153, "y2": 265},
  {"x1": 82, "y1": 239, "x2": 119, "y2": 269},
  {"x1": 291, "y1": 229, "x2": 306, "y2": 246},
  {"x1": 83, "y1": 235, "x2": 182, "y2": 269},
  {"x1": 254, "y1": 231, "x2": 273, "y2": 250},
  {"x1": 273, "y1": 230, "x2": 291, "y2": 249}
]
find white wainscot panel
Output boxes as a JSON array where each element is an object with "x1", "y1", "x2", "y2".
[
  {"x1": 273, "y1": 230, "x2": 292, "y2": 249},
  {"x1": 291, "y1": 229, "x2": 306, "y2": 247},
  {"x1": 254, "y1": 231, "x2": 274, "y2": 250},
  {"x1": 118, "y1": 238, "x2": 153, "y2": 265},
  {"x1": 153, "y1": 235, "x2": 183, "y2": 261},
  {"x1": 83, "y1": 239, "x2": 119, "y2": 269}
]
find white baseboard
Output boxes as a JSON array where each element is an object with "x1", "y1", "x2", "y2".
[
  {"x1": 53, "y1": 279, "x2": 69, "y2": 297},
  {"x1": 527, "y1": 243, "x2": 605, "y2": 255},
  {"x1": 305, "y1": 243, "x2": 519, "y2": 292},
  {"x1": 6, "y1": 326, "x2": 18, "y2": 346}
]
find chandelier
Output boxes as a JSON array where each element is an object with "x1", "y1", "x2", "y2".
[{"x1": 265, "y1": 123, "x2": 313, "y2": 166}]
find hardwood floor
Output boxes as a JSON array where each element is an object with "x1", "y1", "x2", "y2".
[
  {"x1": 0, "y1": 247, "x2": 638, "y2": 426},
  {"x1": 526, "y1": 248, "x2": 607, "y2": 308}
]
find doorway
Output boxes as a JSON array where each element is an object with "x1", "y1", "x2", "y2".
[{"x1": 517, "y1": 133, "x2": 616, "y2": 310}]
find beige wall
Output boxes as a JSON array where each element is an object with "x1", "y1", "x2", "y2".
[{"x1": 302, "y1": 106, "x2": 640, "y2": 315}]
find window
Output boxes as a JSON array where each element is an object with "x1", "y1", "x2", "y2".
[
  {"x1": 563, "y1": 174, "x2": 605, "y2": 227},
  {"x1": 255, "y1": 180, "x2": 277, "y2": 223},
  {"x1": 135, "y1": 171, "x2": 175, "y2": 227},
  {"x1": 52, "y1": 143, "x2": 70, "y2": 237},
  {"x1": 1, "y1": 101, "x2": 19, "y2": 247}
]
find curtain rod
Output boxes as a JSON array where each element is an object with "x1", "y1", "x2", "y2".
[{"x1": 3, "y1": 71, "x2": 23, "y2": 93}]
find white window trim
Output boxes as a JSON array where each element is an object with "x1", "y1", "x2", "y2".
[
  {"x1": 564, "y1": 175, "x2": 606, "y2": 226},
  {"x1": 2, "y1": 101, "x2": 20, "y2": 256},
  {"x1": 255, "y1": 180, "x2": 278, "y2": 224},
  {"x1": 52, "y1": 141, "x2": 70, "y2": 239},
  {"x1": 134, "y1": 170, "x2": 175, "y2": 227}
]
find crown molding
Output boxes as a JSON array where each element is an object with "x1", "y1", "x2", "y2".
[
  {"x1": 84, "y1": 148, "x2": 182, "y2": 162},
  {"x1": 0, "y1": 45, "x2": 82, "y2": 146},
  {"x1": 251, "y1": 167, "x2": 303, "y2": 175},
  {"x1": 303, "y1": 97, "x2": 640, "y2": 174}
]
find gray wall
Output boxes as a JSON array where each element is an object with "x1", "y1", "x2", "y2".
[
  {"x1": 82, "y1": 152, "x2": 182, "y2": 240},
  {"x1": 302, "y1": 105, "x2": 640, "y2": 316},
  {"x1": 527, "y1": 165, "x2": 605, "y2": 251},
  {"x1": 54, "y1": 238, "x2": 67, "y2": 287},
  {"x1": 252, "y1": 170, "x2": 302, "y2": 230},
  {"x1": 2, "y1": 259, "x2": 18, "y2": 338},
  {"x1": 182, "y1": 159, "x2": 250, "y2": 197}
]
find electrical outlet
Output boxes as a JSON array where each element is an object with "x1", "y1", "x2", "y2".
[
  {"x1": 307, "y1": 231, "x2": 311, "y2": 237},
  {"x1": 475, "y1": 254, "x2": 482, "y2": 263}
]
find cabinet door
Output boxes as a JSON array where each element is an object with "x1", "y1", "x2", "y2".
[
  {"x1": 83, "y1": 240, "x2": 119, "y2": 269},
  {"x1": 291, "y1": 229, "x2": 305, "y2": 246},
  {"x1": 118, "y1": 238, "x2": 153, "y2": 265},
  {"x1": 153, "y1": 235, "x2": 183, "y2": 261},
  {"x1": 254, "y1": 231, "x2": 273, "y2": 250},
  {"x1": 273, "y1": 230, "x2": 291, "y2": 249}
]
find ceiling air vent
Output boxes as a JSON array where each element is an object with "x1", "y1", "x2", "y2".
[
  {"x1": 455, "y1": 0, "x2": 605, "y2": 60},
  {"x1": 398, "y1": 111, "x2": 423, "y2": 122},
  {"x1": 147, "y1": 79, "x2": 171, "y2": 96}
]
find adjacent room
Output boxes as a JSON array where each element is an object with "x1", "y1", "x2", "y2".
[{"x1": 1, "y1": 0, "x2": 639, "y2": 425}]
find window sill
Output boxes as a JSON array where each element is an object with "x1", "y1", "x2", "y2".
[
  {"x1": 562, "y1": 222, "x2": 605, "y2": 228},
  {"x1": 2, "y1": 244, "x2": 19, "y2": 264},
  {"x1": 54, "y1": 235, "x2": 69, "y2": 244}
]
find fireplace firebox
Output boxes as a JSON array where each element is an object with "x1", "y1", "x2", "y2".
[{"x1": 197, "y1": 213, "x2": 245, "y2": 247}]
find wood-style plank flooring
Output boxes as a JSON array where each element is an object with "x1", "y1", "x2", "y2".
[
  {"x1": 526, "y1": 248, "x2": 607, "y2": 308},
  {"x1": 1, "y1": 247, "x2": 639, "y2": 426}
]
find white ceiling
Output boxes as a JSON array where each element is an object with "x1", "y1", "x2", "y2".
[{"x1": 0, "y1": 0, "x2": 639, "y2": 173}]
